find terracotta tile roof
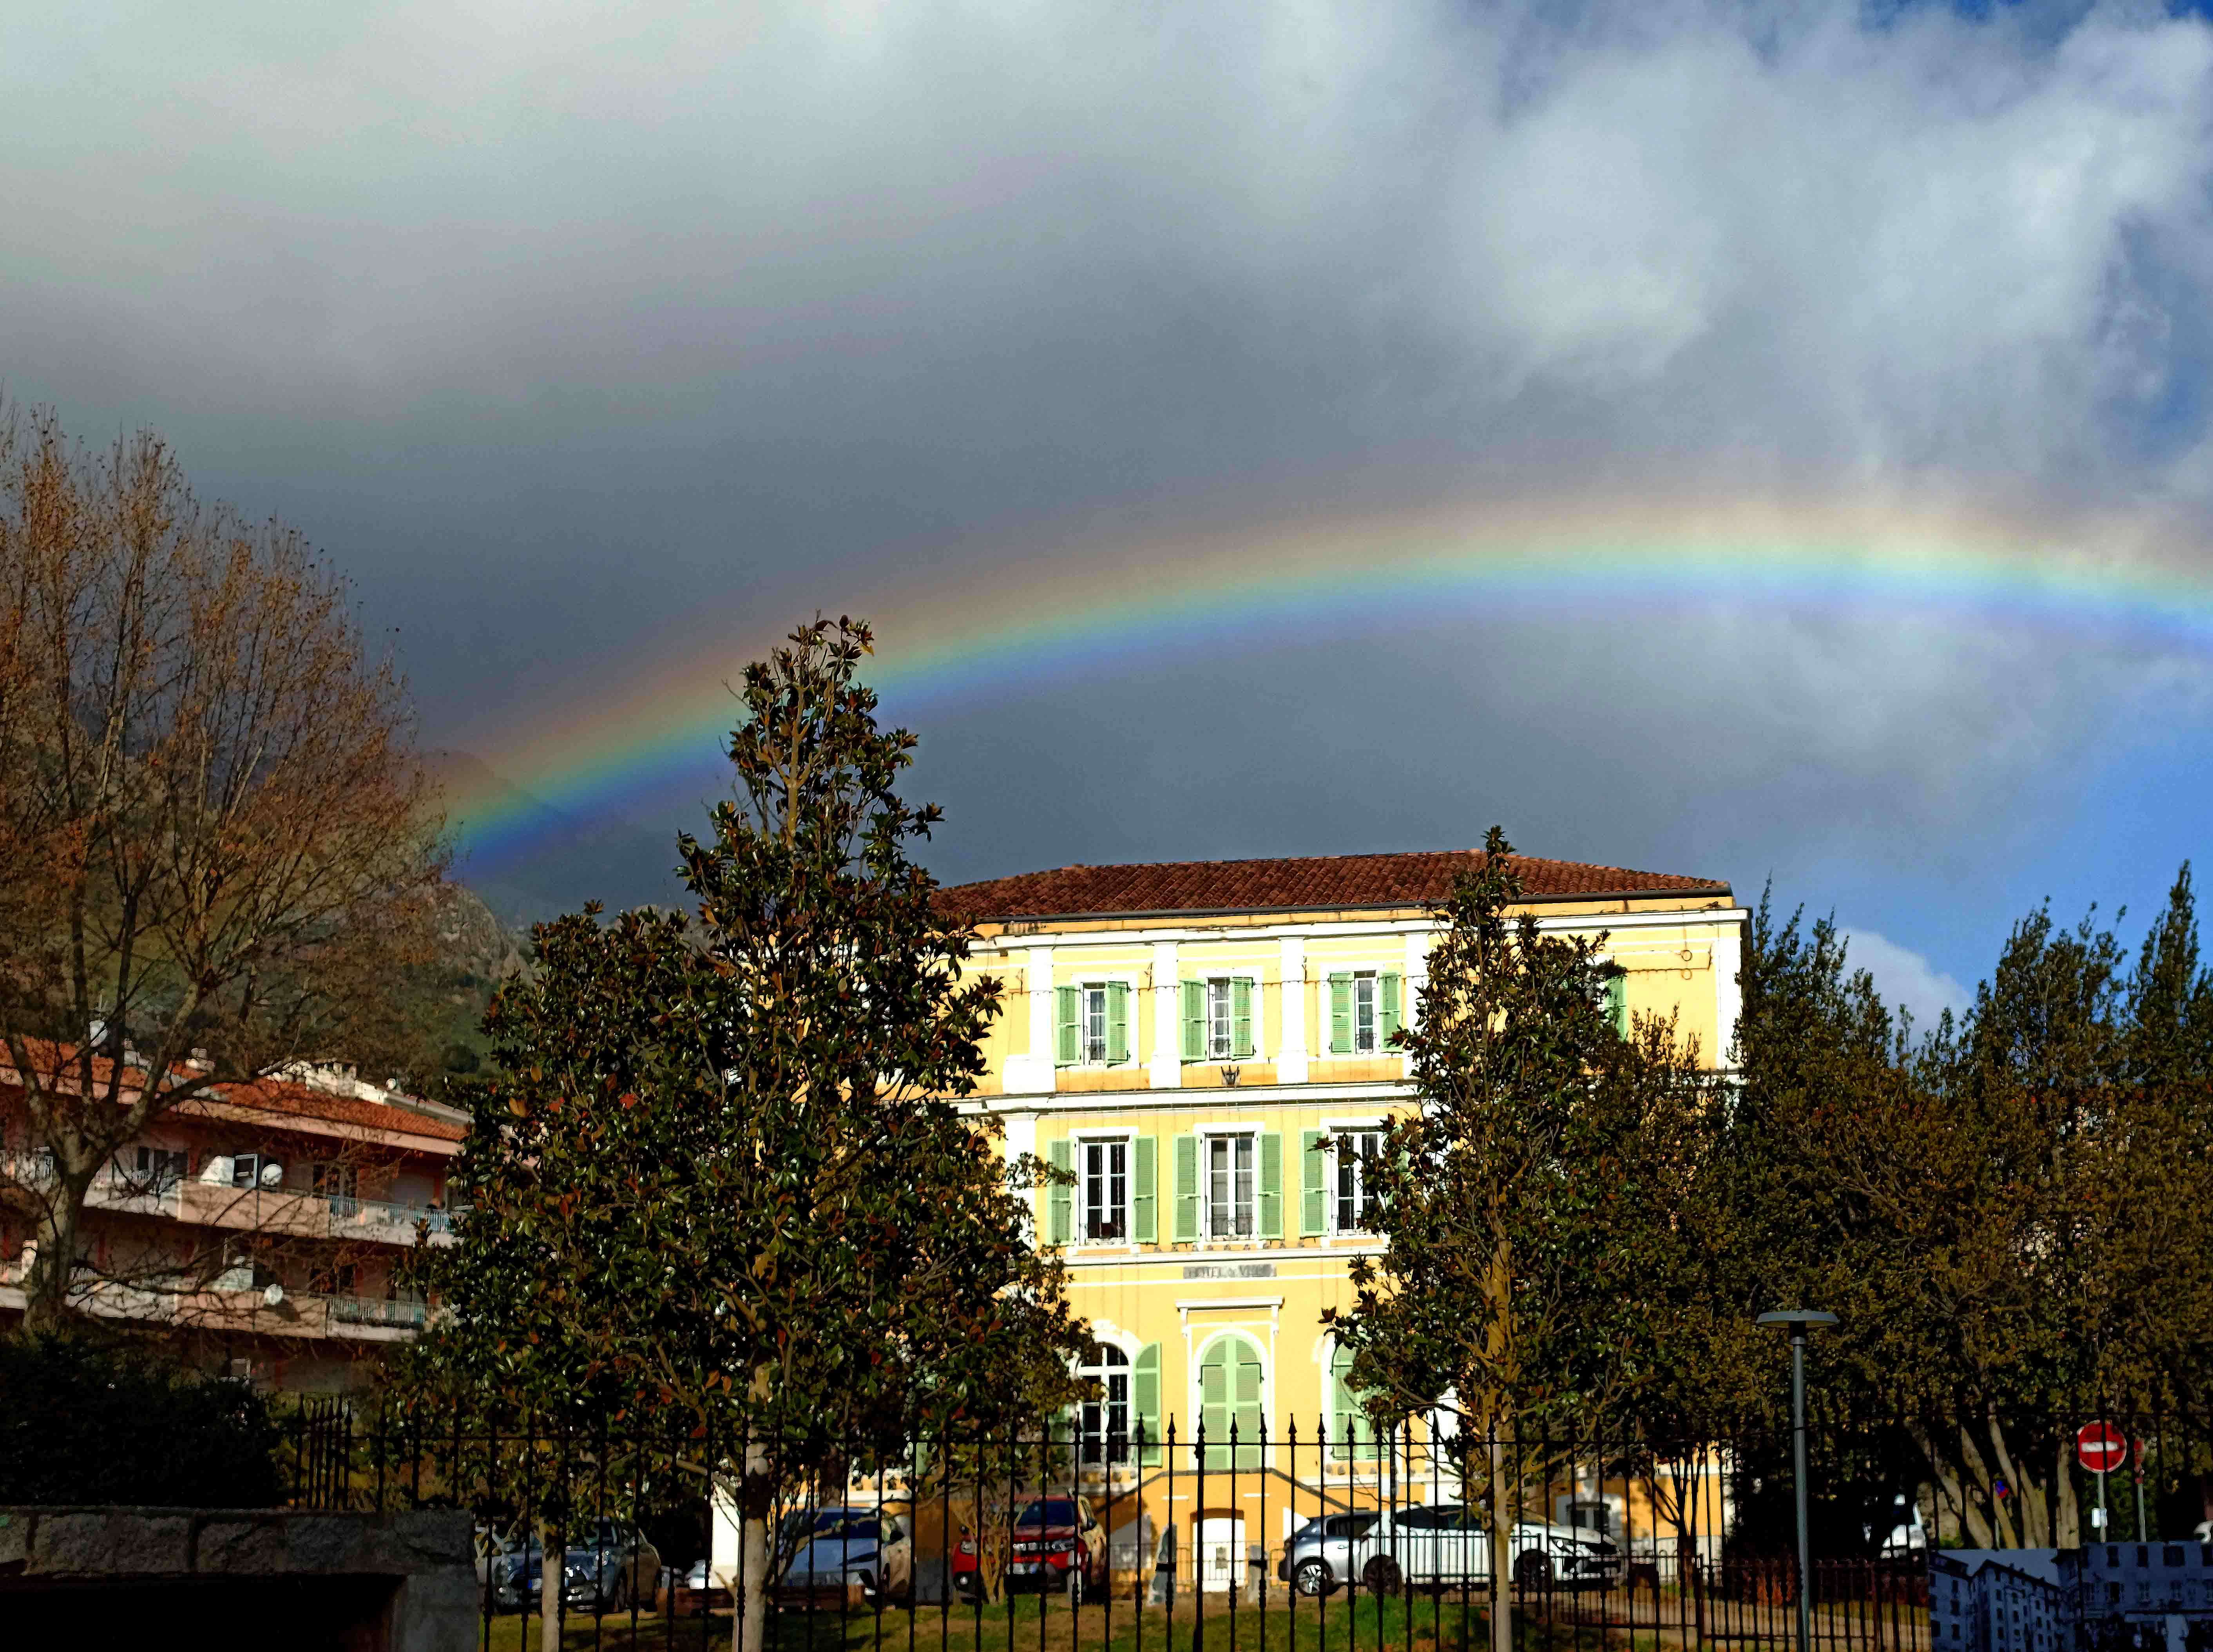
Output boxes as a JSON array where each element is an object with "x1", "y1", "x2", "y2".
[
  {"x1": 0, "y1": 1041, "x2": 464, "y2": 1145},
  {"x1": 938, "y1": 850, "x2": 1730, "y2": 922},
  {"x1": 202, "y1": 1080, "x2": 466, "y2": 1144}
]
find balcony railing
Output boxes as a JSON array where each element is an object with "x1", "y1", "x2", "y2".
[
  {"x1": 328, "y1": 1295, "x2": 429, "y2": 1328},
  {"x1": 323, "y1": 1196, "x2": 454, "y2": 1236}
]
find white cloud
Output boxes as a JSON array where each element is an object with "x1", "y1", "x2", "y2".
[
  {"x1": 4, "y1": 0, "x2": 2213, "y2": 883},
  {"x1": 1840, "y1": 928, "x2": 1972, "y2": 1033}
]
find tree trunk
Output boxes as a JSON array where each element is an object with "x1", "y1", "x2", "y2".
[
  {"x1": 1489, "y1": 1420, "x2": 1514, "y2": 1652},
  {"x1": 2054, "y1": 1436, "x2": 2081, "y2": 1549},
  {"x1": 22, "y1": 1159, "x2": 94, "y2": 1331},
  {"x1": 540, "y1": 1522, "x2": 563, "y2": 1652},
  {"x1": 733, "y1": 1430, "x2": 777, "y2": 1652}
]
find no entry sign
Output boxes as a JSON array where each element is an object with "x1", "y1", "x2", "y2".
[{"x1": 2077, "y1": 1422, "x2": 2130, "y2": 1474}]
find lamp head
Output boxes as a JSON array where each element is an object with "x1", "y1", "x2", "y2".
[{"x1": 1756, "y1": 1310, "x2": 1837, "y2": 1330}]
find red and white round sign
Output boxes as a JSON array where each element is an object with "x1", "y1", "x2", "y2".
[{"x1": 2076, "y1": 1422, "x2": 2129, "y2": 1474}]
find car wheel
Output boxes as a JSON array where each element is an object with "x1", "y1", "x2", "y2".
[
  {"x1": 1362, "y1": 1555, "x2": 1403, "y2": 1595},
  {"x1": 1514, "y1": 1552, "x2": 1552, "y2": 1594},
  {"x1": 1293, "y1": 1558, "x2": 1335, "y2": 1598}
]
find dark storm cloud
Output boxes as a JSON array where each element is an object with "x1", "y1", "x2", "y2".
[{"x1": 7, "y1": 0, "x2": 2213, "y2": 994}]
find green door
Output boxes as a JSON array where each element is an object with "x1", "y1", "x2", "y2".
[{"x1": 1197, "y1": 1335, "x2": 1264, "y2": 1470}]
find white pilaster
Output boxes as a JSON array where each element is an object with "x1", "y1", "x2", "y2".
[
  {"x1": 1713, "y1": 922, "x2": 1744, "y2": 1071},
  {"x1": 1002, "y1": 1110, "x2": 1040, "y2": 1240},
  {"x1": 1402, "y1": 929, "x2": 1427, "y2": 1075},
  {"x1": 1150, "y1": 940, "x2": 1181, "y2": 1089},
  {"x1": 1276, "y1": 936, "x2": 1308, "y2": 1085},
  {"x1": 1004, "y1": 945, "x2": 1057, "y2": 1094}
]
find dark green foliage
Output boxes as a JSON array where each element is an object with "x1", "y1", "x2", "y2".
[
  {"x1": 1329, "y1": 828, "x2": 1717, "y2": 1436},
  {"x1": 1717, "y1": 866, "x2": 2213, "y2": 1546},
  {"x1": 0, "y1": 1333, "x2": 282, "y2": 1506},
  {"x1": 404, "y1": 618, "x2": 1085, "y2": 1648}
]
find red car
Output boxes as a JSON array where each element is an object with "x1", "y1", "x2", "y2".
[{"x1": 954, "y1": 1497, "x2": 1108, "y2": 1604}]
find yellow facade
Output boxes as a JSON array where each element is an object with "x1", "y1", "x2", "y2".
[{"x1": 946, "y1": 853, "x2": 1746, "y2": 1575}]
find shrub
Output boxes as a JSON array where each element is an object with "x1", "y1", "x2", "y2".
[{"x1": 0, "y1": 1333, "x2": 284, "y2": 1507}]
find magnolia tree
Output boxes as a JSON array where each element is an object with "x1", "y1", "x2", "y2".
[
  {"x1": 0, "y1": 406, "x2": 444, "y2": 1330},
  {"x1": 1327, "y1": 830, "x2": 1712, "y2": 1652},
  {"x1": 409, "y1": 618, "x2": 1085, "y2": 1652}
]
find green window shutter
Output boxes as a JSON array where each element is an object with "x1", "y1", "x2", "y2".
[
  {"x1": 1379, "y1": 973, "x2": 1403, "y2": 1044},
  {"x1": 1056, "y1": 985, "x2": 1079, "y2": 1065},
  {"x1": 1173, "y1": 1134, "x2": 1199, "y2": 1240},
  {"x1": 1328, "y1": 974, "x2": 1351, "y2": 1053},
  {"x1": 1203, "y1": 1337, "x2": 1264, "y2": 1469},
  {"x1": 1330, "y1": 1345, "x2": 1360, "y2": 1460},
  {"x1": 1200, "y1": 1344, "x2": 1229, "y2": 1467},
  {"x1": 1257, "y1": 1131, "x2": 1282, "y2": 1238},
  {"x1": 1107, "y1": 981, "x2": 1130, "y2": 1064},
  {"x1": 1231, "y1": 977, "x2": 1254, "y2": 1059},
  {"x1": 1048, "y1": 1139, "x2": 1073, "y2": 1245},
  {"x1": 1299, "y1": 1129, "x2": 1327, "y2": 1235},
  {"x1": 1234, "y1": 1341, "x2": 1264, "y2": 1467},
  {"x1": 1131, "y1": 1136, "x2": 1157, "y2": 1242},
  {"x1": 1133, "y1": 1343, "x2": 1162, "y2": 1465},
  {"x1": 1181, "y1": 980, "x2": 1204, "y2": 1061},
  {"x1": 1607, "y1": 969, "x2": 1629, "y2": 1038}
]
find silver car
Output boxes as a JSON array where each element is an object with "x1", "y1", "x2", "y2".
[
  {"x1": 1344, "y1": 1503, "x2": 1621, "y2": 1594},
  {"x1": 1279, "y1": 1511, "x2": 1380, "y2": 1597}
]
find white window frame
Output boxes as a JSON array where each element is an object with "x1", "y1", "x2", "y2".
[
  {"x1": 1190, "y1": 971, "x2": 1265, "y2": 1065},
  {"x1": 1074, "y1": 1129, "x2": 1136, "y2": 1245},
  {"x1": 1076, "y1": 1339, "x2": 1133, "y2": 1466},
  {"x1": 1197, "y1": 1127, "x2": 1259, "y2": 1242},
  {"x1": 1065, "y1": 972, "x2": 1143, "y2": 1069},
  {"x1": 1321, "y1": 960, "x2": 1403, "y2": 1058},
  {"x1": 1206, "y1": 978, "x2": 1235, "y2": 1061},
  {"x1": 131, "y1": 1145, "x2": 187, "y2": 1194},
  {"x1": 230, "y1": 1153, "x2": 266, "y2": 1190},
  {"x1": 1330, "y1": 1127, "x2": 1385, "y2": 1235},
  {"x1": 1082, "y1": 983, "x2": 1109, "y2": 1065}
]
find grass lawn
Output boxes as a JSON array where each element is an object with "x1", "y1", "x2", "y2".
[{"x1": 466, "y1": 1592, "x2": 1714, "y2": 1652}]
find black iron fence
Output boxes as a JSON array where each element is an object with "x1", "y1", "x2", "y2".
[{"x1": 275, "y1": 1402, "x2": 2207, "y2": 1652}]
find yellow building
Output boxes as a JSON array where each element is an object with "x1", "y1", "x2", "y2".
[{"x1": 938, "y1": 846, "x2": 1744, "y2": 1584}]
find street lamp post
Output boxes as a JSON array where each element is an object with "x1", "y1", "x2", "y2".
[{"x1": 1757, "y1": 1310, "x2": 1838, "y2": 1652}]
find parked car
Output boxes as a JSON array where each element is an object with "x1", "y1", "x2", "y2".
[
  {"x1": 491, "y1": 1522, "x2": 662, "y2": 1616},
  {"x1": 1002, "y1": 1497, "x2": 1108, "y2": 1603},
  {"x1": 1279, "y1": 1511, "x2": 1381, "y2": 1597},
  {"x1": 474, "y1": 1525, "x2": 520, "y2": 1588},
  {"x1": 1343, "y1": 1503, "x2": 1621, "y2": 1594},
  {"x1": 776, "y1": 1506, "x2": 911, "y2": 1607},
  {"x1": 671, "y1": 1556, "x2": 734, "y2": 1616}
]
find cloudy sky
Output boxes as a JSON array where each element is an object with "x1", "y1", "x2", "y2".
[{"x1": 10, "y1": 0, "x2": 2213, "y2": 1023}]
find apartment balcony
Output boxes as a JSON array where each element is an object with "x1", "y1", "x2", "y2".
[
  {"x1": 167, "y1": 1180, "x2": 458, "y2": 1246},
  {"x1": 0, "y1": 1268, "x2": 433, "y2": 1344},
  {"x1": 4, "y1": 1156, "x2": 455, "y2": 1246}
]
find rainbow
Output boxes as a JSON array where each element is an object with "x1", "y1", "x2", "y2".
[{"x1": 440, "y1": 493, "x2": 2203, "y2": 868}]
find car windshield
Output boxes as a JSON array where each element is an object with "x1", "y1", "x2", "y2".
[{"x1": 1017, "y1": 1500, "x2": 1078, "y2": 1529}]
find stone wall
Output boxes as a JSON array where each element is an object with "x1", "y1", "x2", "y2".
[{"x1": 0, "y1": 1505, "x2": 473, "y2": 1651}]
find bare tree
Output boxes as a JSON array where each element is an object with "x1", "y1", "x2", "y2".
[{"x1": 0, "y1": 404, "x2": 447, "y2": 1332}]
